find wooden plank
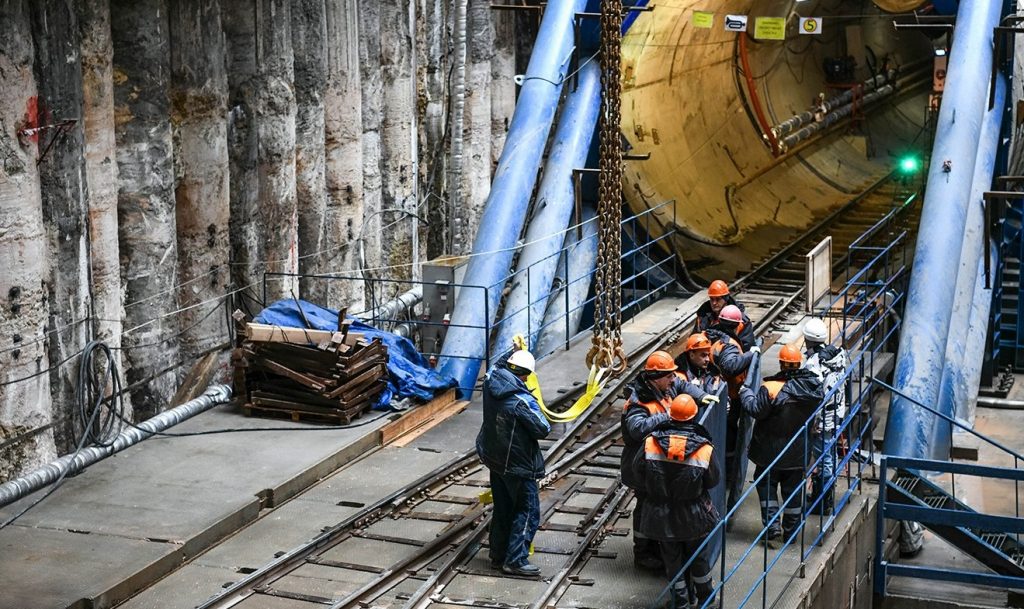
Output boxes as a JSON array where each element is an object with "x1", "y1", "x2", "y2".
[
  {"x1": 245, "y1": 322, "x2": 335, "y2": 344},
  {"x1": 243, "y1": 403, "x2": 352, "y2": 425},
  {"x1": 247, "y1": 354, "x2": 332, "y2": 392},
  {"x1": 325, "y1": 364, "x2": 387, "y2": 399},
  {"x1": 390, "y1": 399, "x2": 469, "y2": 447},
  {"x1": 170, "y1": 352, "x2": 221, "y2": 407},
  {"x1": 379, "y1": 389, "x2": 458, "y2": 445}
]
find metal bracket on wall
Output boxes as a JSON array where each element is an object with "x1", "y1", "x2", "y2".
[
  {"x1": 982, "y1": 177, "x2": 1024, "y2": 288},
  {"x1": 991, "y1": 16, "x2": 1024, "y2": 110},
  {"x1": 17, "y1": 118, "x2": 77, "y2": 165}
]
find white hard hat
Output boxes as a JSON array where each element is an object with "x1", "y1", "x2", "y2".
[
  {"x1": 803, "y1": 318, "x2": 828, "y2": 343},
  {"x1": 507, "y1": 350, "x2": 536, "y2": 374}
]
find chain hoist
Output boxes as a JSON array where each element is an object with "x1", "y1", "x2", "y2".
[{"x1": 586, "y1": 0, "x2": 627, "y2": 376}]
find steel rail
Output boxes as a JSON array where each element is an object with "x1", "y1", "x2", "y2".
[{"x1": 195, "y1": 178, "x2": 919, "y2": 609}]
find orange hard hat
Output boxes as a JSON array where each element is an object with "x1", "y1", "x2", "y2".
[
  {"x1": 708, "y1": 280, "x2": 730, "y2": 298},
  {"x1": 644, "y1": 350, "x2": 678, "y2": 373},
  {"x1": 779, "y1": 344, "x2": 803, "y2": 365},
  {"x1": 670, "y1": 394, "x2": 698, "y2": 421},
  {"x1": 685, "y1": 333, "x2": 712, "y2": 352},
  {"x1": 719, "y1": 304, "x2": 743, "y2": 324}
]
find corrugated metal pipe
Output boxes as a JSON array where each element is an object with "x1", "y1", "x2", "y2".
[
  {"x1": 0, "y1": 384, "x2": 232, "y2": 509},
  {"x1": 779, "y1": 84, "x2": 894, "y2": 151},
  {"x1": 884, "y1": 0, "x2": 1004, "y2": 460},
  {"x1": 437, "y1": 0, "x2": 587, "y2": 396},
  {"x1": 976, "y1": 396, "x2": 1024, "y2": 410},
  {"x1": 357, "y1": 287, "x2": 423, "y2": 323},
  {"x1": 770, "y1": 69, "x2": 897, "y2": 139}
]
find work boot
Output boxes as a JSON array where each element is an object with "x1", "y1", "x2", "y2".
[
  {"x1": 502, "y1": 561, "x2": 541, "y2": 577},
  {"x1": 633, "y1": 538, "x2": 664, "y2": 571}
]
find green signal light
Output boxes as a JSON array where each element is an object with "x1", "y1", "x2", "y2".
[{"x1": 899, "y1": 156, "x2": 921, "y2": 174}]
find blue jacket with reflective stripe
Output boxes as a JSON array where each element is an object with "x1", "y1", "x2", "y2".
[{"x1": 476, "y1": 366, "x2": 551, "y2": 479}]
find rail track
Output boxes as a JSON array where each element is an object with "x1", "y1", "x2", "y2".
[{"x1": 190, "y1": 180, "x2": 921, "y2": 609}]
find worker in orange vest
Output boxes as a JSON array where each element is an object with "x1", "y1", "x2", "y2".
[
  {"x1": 739, "y1": 344, "x2": 824, "y2": 547},
  {"x1": 696, "y1": 280, "x2": 755, "y2": 350},
  {"x1": 620, "y1": 350, "x2": 718, "y2": 571},
  {"x1": 629, "y1": 394, "x2": 721, "y2": 608},
  {"x1": 705, "y1": 307, "x2": 758, "y2": 513}
]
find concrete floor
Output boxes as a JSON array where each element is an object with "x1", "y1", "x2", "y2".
[{"x1": 6, "y1": 290, "x2": 1007, "y2": 609}]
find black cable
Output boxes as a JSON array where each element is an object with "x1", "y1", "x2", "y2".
[
  {"x1": 0, "y1": 340, "x2": 122, "y2": 530},
  {"x1": 109, "y1": 408, "x2": 393, "y2": 439}
]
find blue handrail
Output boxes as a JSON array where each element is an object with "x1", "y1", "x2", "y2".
[{"x1": 868, "y1": 376, "x2": 1024, "y2": 463}]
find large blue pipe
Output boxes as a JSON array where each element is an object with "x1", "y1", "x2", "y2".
[
  {"x1": 884, "y1": 0, "x2": 1003, "y2": 459},
  {"x1": 491, "y1": 62, "x2": 601, "y2": 359},
  {"x1": 935, "y1": 75, "x2": 1005, "y2": 448},
  {"x1": 437, "y1": 0, "x2": 587, "y2": 395},
  {"x1": 535, "y1": 208, "x2": 600, "y2": 358},
  {"x1": 962, "y1": 242, "x2": 997, "y2": 420}
]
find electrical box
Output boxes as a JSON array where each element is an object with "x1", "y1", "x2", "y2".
[
  {"x1": 420, "y1": 256, "x2": 469, "y2": 363},
  {"x1": 933, "y1": 54, "x2": 947, "y2": 92}
]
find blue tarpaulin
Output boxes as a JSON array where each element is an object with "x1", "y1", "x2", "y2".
[{"x1": 254, "y1": 300, "x2": 457, "y2": 410}]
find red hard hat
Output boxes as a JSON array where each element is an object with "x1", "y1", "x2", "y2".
[
  {"x1": 719, "y1": 304, "x2": 743, "y2": 324},
  {"x1": 670, "y1": 394, "x2": 698, "y2": 421},
  {"x1": 779, "y1": 344, "x2": 803, "y2": 365},
  {"x1": 685, "y1": 333, "x2": 712, "y2": 352},
  {"x1": 644, "y1": 350, "x2": 678, "y2": 373},
  {"x1": 708, "y1": 280, "x2": 730, "y2": 298}
]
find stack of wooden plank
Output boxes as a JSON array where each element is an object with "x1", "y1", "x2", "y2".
[{"x1": 232, "y1": 315, "x2": 389, "y2": 424}]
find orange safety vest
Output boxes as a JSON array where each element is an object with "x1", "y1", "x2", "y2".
[
  {"x1": 710, "y1": 336, "x2": 746, "y2": 399},
  {"x1": 624, "y1": 397, "x2": 671, "y2": 416},
  {"x1": 644, "y1": 435, "x2": 714, "y2": 467},
  {"x1": 763, "y1": 380, "x2": 785, "y2": 401}
]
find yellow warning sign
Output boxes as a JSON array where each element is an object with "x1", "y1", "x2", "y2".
[
  {"x1": 754, "y1": 17, "x2": 786, "y2": 41},
  {"x1": 693, "y1": 11, "x2": 714, "y2": 29},
  {"x1": 799, "y1": 17, "x2": 823, "y2": 35}
]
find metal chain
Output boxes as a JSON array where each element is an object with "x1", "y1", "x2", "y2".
[{"x1": 586, "y1": 0, "x2": 627, "y2": 376}]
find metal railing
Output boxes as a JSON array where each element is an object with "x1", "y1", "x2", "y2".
[
  {"x1": 648, "y1": 199, "x2": 912, "y2": 609},
  {"x1": 260, "y1": 201, "x2": 679, "y2": 394},
  {"x1": 872, "y1": 376, "x2": 1024, "y2": 596}
]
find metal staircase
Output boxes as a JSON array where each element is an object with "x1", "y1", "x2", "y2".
[
  {"x1": 997, "y1": 202, "x2": 1024, "y2": 370},
  {"x1": 872, "y1": 377, "x2": 1024, "y2": 596},
  {"x1": 888, "y1": 467, "x2": 1024, "y2": 577}
]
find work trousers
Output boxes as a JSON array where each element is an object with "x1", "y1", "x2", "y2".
[
  {"x1": 488, "y1": 470, "x2": 540, "y2": 568},
  {"x1": 632, "y1": 496, "x2": 662, "y2": 567},
  {"x1": 810, "y1": 429, "x2": 836, "y2": 515},
  {"x1": 660, "y1": 537, "x2": 715, "y2": 608},
  {"x1": 754, "y1": 465, "x2": 805, "y2": 539}
]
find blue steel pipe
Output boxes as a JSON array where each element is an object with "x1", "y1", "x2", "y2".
[
  {"x1": 491, "y1": 61, "x2": 601, "y2": 359},
  {"x1": 437, "y1": 0, "x2": 587, "y2": 395},
  {"x1": 962, "y1": 242, "x2": 998, "y2": 420},
  {"x1": 936, "y1": 74, "x2": 1005, "y2": 444},
  {"x1": 535, "y1": 208, "x2": 600, "y2": 357},
  {"x1": 884, "y1": 0, "x2": 1004, "y2": 459}
]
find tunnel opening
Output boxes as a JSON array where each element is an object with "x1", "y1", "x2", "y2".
[{"x1": 621, "y1": 1, "x2": 936, "y2": 281}]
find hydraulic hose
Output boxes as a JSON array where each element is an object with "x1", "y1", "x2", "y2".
[{"x1": 0, "y1": 384, "x2": 232, "y2": 510}]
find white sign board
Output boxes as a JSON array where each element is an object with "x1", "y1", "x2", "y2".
[
  {"x1": 805, "y1": 236, "x2": 832, "y2": 313},
  {"x1": 724, "y1": 14, "x2": 748, "y2": 32}
]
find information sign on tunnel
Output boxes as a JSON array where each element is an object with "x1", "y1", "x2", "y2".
[{"x1": 754, "y1": 17, "x2": 786, "y2": 40}]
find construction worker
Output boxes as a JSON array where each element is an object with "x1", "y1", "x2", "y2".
[
  {"x1": 476, "y1": 350, "x2": 551, "y2": 577},
  {"x1": 705, "y1": 307, "x2": 758, "y2": 512},
  {"x1": 803, "y1": 318, "x2": 849, "y2": 516},
  {"x1": 696, "y1": 280, "x2": 755, "y2": 350},
  {"x1": 629, "y1": 394, "x2": 721, "y2": 609},
  {"x1": 620, "y1": 350, "x2": 717, "y2": 571},
  {"x1": 675, "y1": 333, "x2": 721, "y2": 393},
  {"x1": 739, "y1": 344, "x2": 824, "y2": 546}
]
